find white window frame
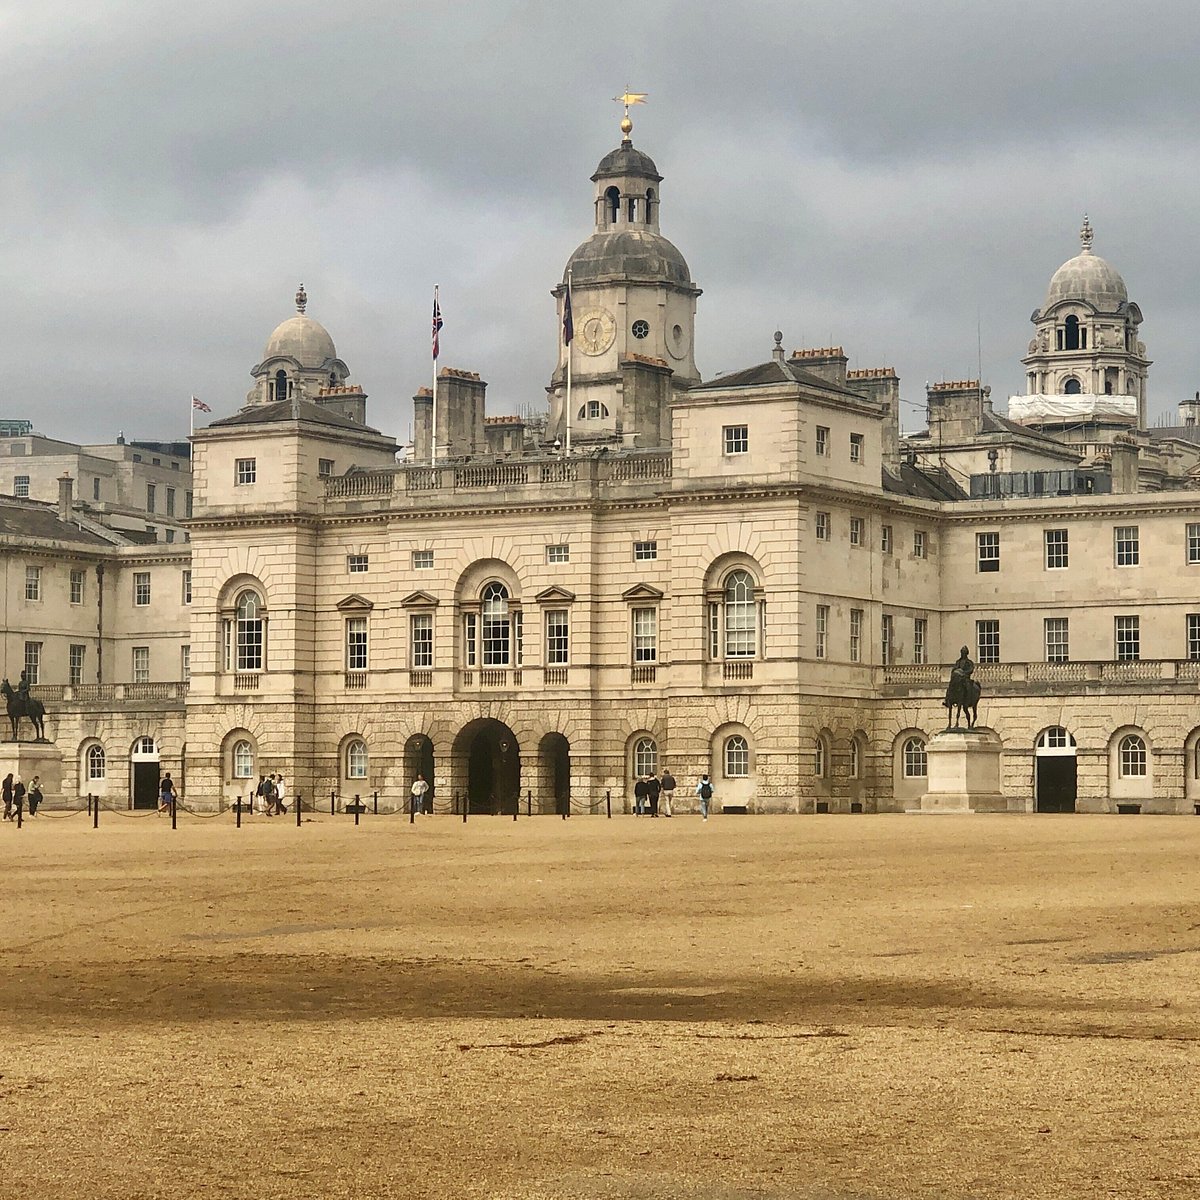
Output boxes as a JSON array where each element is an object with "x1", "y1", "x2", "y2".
[
  {"x1": 815, "y1": 425, "x2": 829, "y2": 457},
  {"x1": 545, "y1": 609, "x2": 569, "y2": 666},
  {"x1": 13, "y1": 475, "x2": 29, "y2": 498},
  {"x1": 232, "y1": 740, "x2": 254, "y2": 779},
  {"x1": 815, "y1": 511, "x2": 830, "y2": 541},
  {"x1": 24, "y1": 640, "x2": 41, "y2": 684},
  {"x1": 410, "y1": 613, "x2": 434, "y2": 669},
  {"x1": 347, "y1": 739, "x2": 368, "y2": 779},
  {"x1": 1188, "y1": 523, "x2": 1200, "y2": 566},
  {"x1": 86, "y1": 743, "x2": 106, "y2": 781},
  {"x1": 632, "y1": 607, "x2": 657, "y2": 664},
  {"x1": 724, "y1": 735, "x2": 750, "y2": 778},
  {"x1": 913, "y1": 530, "x2": 927, "y2": 558},
  {"x1": 633, "y1": 737, "x2": 658, "y2": 777},
  {"x1": 69, "y1": 643, "x2": 85, "y2": 686},
  {"x1": 70, "y1": 568, "x2": 85, "y2": 605},
  {"x1": 976, "y1": 531, "x2": 1000, "y2": 572},
  {"x1": 347, "y1": 554, "x2": 369, "y2": 574},
  {"x1": 182, "y1": 570, "x2": 192, "y2": 605},
  {"x1": 25, "y1": 565, "x2": 41, "y2": 601},
  {"x1": 723, "y1": 424, "x2": 749, "y2": 455},
  {"x1": 849, "y1": 608, "x2": 863, "y2": 663},
  {"x1": 345, "y1": 616, "x2": 368, "y2": 672},
  {"x1": 1045, "y1": 617, "x2": 1069, "y2": 663},
  {"x1": 849, "y1": 432, "x2": 864, "y2": 463},
  {"x1": 633, "y1": 541, "x2": 658, "y2": 561},
  {"x1": 1115, "y1": 615, "x2": 1140, "y2": 661},
  {"x1": 1045, "y1": 528, "x2": 1069, "y2": 569},
  {"x1": 881, "y1": 524, "x2": 893, "y2": 554},
  {"x1": 976, "y1": 619, "x2": 1000, "y2": 664},
  {"x1": 815, "y1": 604, "x2": 829, "y2": 660},
  {"x1": 133, "y1": 571, "x2": 151, "y2": 606},
  {"x1": 235, "y1": 458, "x2": 256, "y2": 486},
  {"x1": 1118, "y1": 733, "x2": 1146, "y2": 778},
  {"x1": 412, "y1": 549, "x2": 434, "y2": 570},
  {"x1": 1114, "y1": 526, "x2": 1140, "y2": 567},
  {"x1": 903, "y1": 737, "x2": 927, "y2": 778},
  {"x1": 913, "y1": 617, "x2": 927, "y2": 665},
  {"x1": 546, "y1": 544, "x2": 570, "y2": 564},
  {"x1": 132, "y1": 646, "x2": 150, "y2": 684},
  {"x1": 850, "y1": 517, "x2": 864, "y2": 547}
]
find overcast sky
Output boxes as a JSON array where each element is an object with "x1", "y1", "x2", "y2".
[{"x1": 5, "y1": 0, "x2": 1200, "y2": 445}]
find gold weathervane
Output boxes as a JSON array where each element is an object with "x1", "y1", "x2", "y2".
[{"x1": 613, "y1": 89, "x2": 648, "y2": 140}]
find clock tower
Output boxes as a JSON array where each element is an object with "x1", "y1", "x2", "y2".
[{"x1": 547, "y1": 112, "x2": 701, "y2": 448}]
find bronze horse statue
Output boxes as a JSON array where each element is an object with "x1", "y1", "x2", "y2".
[
  {"x1": 943, "y1": 647, "x2": 982, "y2": 730},
  {"x1": 1, "y1": 678, "x2": 46, "y2": 741}
]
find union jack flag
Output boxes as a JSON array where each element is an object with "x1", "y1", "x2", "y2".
[
  {"x1": 432, "y1": 291, "x2": 443, "y2": 360},
  {"x1": 191, "y1": 396, "x2": 211, "y2": 413},
  {"x1": 562, "y1": 278, "x2": 573, "y2": 345}
]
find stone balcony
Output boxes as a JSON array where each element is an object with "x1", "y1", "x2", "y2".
[{"x1": 882, "y1": 659, "x2": 1200, "y2": 696}]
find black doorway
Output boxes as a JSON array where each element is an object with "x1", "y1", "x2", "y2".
[
  {"x1": 457, "y1": 719, "x2": 520, "y2": 814},
  {"x1": 1036, "y1": 755, "x2": 1077, "y2": 812},
  {"x1": 132, "y1": 761, "x2": 160, "y2": 810}
]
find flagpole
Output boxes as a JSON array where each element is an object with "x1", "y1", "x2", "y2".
[
  {"x1": 565, "y1": 272, "x2": 572, "y2": 456},
  {"x1": 431, "y1": 285, "x2": 439, "y2": 464}
]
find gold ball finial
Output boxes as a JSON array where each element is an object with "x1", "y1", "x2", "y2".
[{"x1": 620, "y1": 115, "x2": 633, "y2": 137}]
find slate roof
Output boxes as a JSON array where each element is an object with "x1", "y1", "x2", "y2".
[
  {"x1": 209, "y1": 398, "x2": 382, "y2": 435},
  {"x1": 694, "y1": 358, "x2": 870, "y2": 402},
  {"x1": 0, "y1": 498, "x2": 126, "y2": 547},
  {"x1": 883, "y1": 463, "x2": 968, "y2": 501}
]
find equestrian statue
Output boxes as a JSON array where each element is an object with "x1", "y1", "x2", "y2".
[
  {"x1": 2, "y1": 671, "x2": 47, "y2": 741},
  {"x1": 943, "y1": 646, "x2": 982, "y2": 731}
]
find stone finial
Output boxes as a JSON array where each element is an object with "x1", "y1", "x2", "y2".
[
  {"x1": 772, "y1": 330, "x2": 784, "y2": 362},
  {"x1": 1080, "y1": 215, "x2": 1093, "y2": 254},
  {"x1": 295, "y1": 283, "x2": 308, "y2": 314}
]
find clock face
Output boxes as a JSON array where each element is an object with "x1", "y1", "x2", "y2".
[{"x1": 578, "y1": 308, "x2": 616, "y2": 356}]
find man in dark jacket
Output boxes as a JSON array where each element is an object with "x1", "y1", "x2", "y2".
[
  {"x1": 633, "y1": 775, "x2": 648, "y2": 816},
  {"x1": 646, "y1": 773, "x2": 662, "y2": 818},
  {"x1": 660, "y1": 769, "x2": 676, "y2": 817},
  {"x1": 12, "y1": 777, "x2": 26, "y2": 822}
]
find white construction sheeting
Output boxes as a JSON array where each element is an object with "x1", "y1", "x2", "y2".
[{"x1": 1006, "y1": 394, "x2": 1137, "y2": 425}]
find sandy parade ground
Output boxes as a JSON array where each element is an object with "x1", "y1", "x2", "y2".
[{"x1": 0, "y1": 808, "x2": 1197, "y2": 1199}]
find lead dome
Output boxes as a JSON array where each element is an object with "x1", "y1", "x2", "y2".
[
  {"x1": 263, "y1": 314, "x2": 338, "y2": 366},
  {"x1": 1044, "y1": 218, "x2": 1128, "y2": 311}
]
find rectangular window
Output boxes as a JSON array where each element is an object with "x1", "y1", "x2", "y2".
[
  {"x1": 235, "y1": 458, "x2": 256, "y2": 485},
  {"x1": 1044, "y1": 617, "x2": 1070, "y2": 663},
  {"x1": 815, "y1": 511, "x2": 830, "y2": 541},
  {"x1": 166, "y1": 487, "x2": 176, "y2": 517},
  {"x1": 849, "y1": 432, "x2": 864, "y2": 463},
  {"x1": 93, "y1": 477, "x2": 101, "y2": 501},
  {"x1": 182, "y1": 570, "x2": 192, "y2": 605},
  {"x1": 133, "y1": 571, "x2": 151, "y2": 606},
  {"x1": 412, "y1": 549, "x2": 434, "y2": 570},
  {"x1": 347, "y1": 553, "x2": 369, "y2": 574},
  {"x1": 318, "y1": 458, "x2": 334, "y2": 477},
  {"x1": 913, "y1": 617, "x2": 927, "y2": 665},
  {"x1": 1188, "y1": 524, "x2": 1200, "y2": 565},
  {"x1": 24, "y1": 641, "x2": 41, "y2": 684},
  {"x1": 632, "y1": 607, "x2": 657, "y2": 663},
  {"x1": 1189, "y1": 614, "x2": 1200, "y2": 662},
  {"x1": 132, "y1": 646, "x2": 150, "y2": 684},
  {"x1": 815, "y1": 604, "x2": 829, "y2": 660},
  {"x1": 723, "y1": 424, "x2": 749, "y2": 455},
  {"x1": 849, "y1": 609, "x2": 863, "y2": 663},
  {"x1": 180, "y1": 644, "x2": 190, "y2": 683},
  {"x1": 913, "y1": 530, "x2": 927, "y2": 558},
  {"x1": 24, "y1": 565, "x2": 41, "y2": 601},
  {"x1": 1115, "y1": 615, "x2": 1140, "y2": 661},
  {"x1": 545, "y1": 609, "x2": 569, "y2": 665},
  {"x1": 546, "y1": 544, "x2": 570, "y2": 564},
  {"x1": 976, "y1": 619, "x2": 1000, "y2": 664},
  {"x1": 881, "y1": 614, "x2": 894, "y2": 665},
  {"x1": 881, "y1": 524, "x2": 893, "y2": 554},
  {"x1": 976, "y1": 531, "x2": 1000, "y2": 572},
  {"x1": 145, "y1": 525, "x2": 156, "y2": 541},
  {"x1": 146, "y1": 483, "x2": 156, "y2": 513},
  {"x1": 850, "y1": 517, "x2": 864, "y2": 546},
  {"x1": 186, "y1": 492, "x2": 193, "y2": 518},
  {"x1": 815, "y1": 426, "x2": 829, "y2": 457},
  {"x1": 411, "y1": 613, "x2": 433, "y2": 668},
  {"x1": 463, "y1": 613, "x2": 477, "y2": 667},
  {"x1": 708, "y1": 601, "x2": 720, "y2": 659},
  {"x1": 633, "y1": 541, "x2": 658, "y2": 561},
  {"x1": 345, "y1": 617, "x2": 368, "y2": 671},
  {"x1": 14, "y1": 475, "x2": 29, "y2": 498},
  {"x1": 69, "y1": 644, "x2": 85, "y2": 686},
  {"x1": 1115, "y1": 525, "x2": 1140, "y2": 567},
  {"x1": 1045, "y1": 528, "x2": 1069, "y2": 569},
  {"x1": 166, "y1": 529, "x2": 175, "y2": 544}
]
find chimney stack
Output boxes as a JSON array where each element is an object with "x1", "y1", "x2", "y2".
[{"x1": 58, "y1": 473, "x2": 74, "y2": 521}]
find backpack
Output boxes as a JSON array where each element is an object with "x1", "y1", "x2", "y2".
[{"x1": 699, "y1": 781, "x2": 713, "y2": 800}]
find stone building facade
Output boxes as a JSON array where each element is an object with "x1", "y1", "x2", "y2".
[{"x1": 11, "y1": 119, "x2": 1200, "y2": 816}]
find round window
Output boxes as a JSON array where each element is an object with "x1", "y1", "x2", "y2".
[{"x1": 631, "y1": 319, "x2": 650, "y2": 339}]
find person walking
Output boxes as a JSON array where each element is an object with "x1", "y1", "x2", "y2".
[
  {"x1": 2, "y1": 773, "x2": 13, "y2": 820},
  {"x1": 274, "y1": 774, "x2": 288, "y2": 815},
  {"x1": 633, "y1": 775, "x2": 648, "y2": 816},
  {"x1": 158, "y1": 773, "x2": 176, "y2": 815},
  {"x1": 646, "y1": 772, "x2": 662, "y2": 818},
  {"x1": 410, "y1": 773, "x2": 429, "y2": 817},
  {"x1": 27, "y1": 775, "x2": 43, "y2": 817},
  {"x1": 660, "y1": 768, "x2": 676, "y2": 817},
  {"x1": 12, "y1": 776, "x2": 25, "y2": 823},
  {"x1": 696, "y1": 773, "x2": 714, "y2": 821},
  {"x1": 254, "y1": 774, "x2": 268, "y2": 815},
  {"x1": 262, "y1": 774, "x2": 279, "y2": 816}
]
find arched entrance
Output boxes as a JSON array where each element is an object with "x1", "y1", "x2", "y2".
[
  {"x1": 130, "y1": 735, "x2": 159, "y2": 810},
  {"x1": 538, "y1": 733, "x2": 571, "y2": 815},
  {"x1": 1035, "y1": 727, "x2": 1077, "y2": 812},
  {"x1": 454, "y1": 719, "x2": 520, "y2": 814},
  {"x1": 404, "y1": 734, "x2": 435, "y2": 813}
]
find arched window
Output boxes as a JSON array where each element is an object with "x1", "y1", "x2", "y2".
[
  {"x1": 235, "y1": 589, "x2": 264, "y2": 671},
  {"x1": 481, "y1": 582, "x2": 511, "y2": 666},
  {"x1": 232, "y1": 740, "x2": 254, "y2": 779},
  {"x1": 1063, "y1": 377, "x2": 1082, "y2": 395},
  {"x1": 849, "y1": 739, "x2": 861, "y2": 779},
  {"x1": 86, "y1": 744, "x2": 106, "y2": 781},
  {"x1": 723, "y1": 570, "x2": 756, "y2": 657},
  {"x1": 578, "y1": 401, "x2": 610, "y2": 420},
  {"x1": 903, "y1": 737, "x2": 927, "y2": 778},
  {"x1": 724, "y1": 735, "x2": 749, "y2": 778},
  {"x1": 347, "y1": 739, "x2": 368, "y2": 779},
  {"x1": 1118, "y1": 734, "x2": 1146, "y2": 777},
  {"x1": 273, "y1": 368, "x2": 289, "y2": 402},
  {"x1": 1038, "y1": 726, "x2": 1075, "y2": 749},
  {"x1": 1193, "y1": 739, "x2": 1200, "y2": 779},
  {"x1": 605, "y1": 186, "x2": 620, "y2": 225},
  {"x1": 1064, "y1": 315, "x2": 1080, "y2": 351},
  {"x1": 135, "y1": 736, "x2": 156, "y2": 754},
  {"x1": 633, "y1": 736, "x2": 658, "y2": 777},
  {"x1": 814, "y1": 738, "x2": 827, "y2": 778},
  {"x1": 645, "y1": 188, "x2": 656, "y2": 223}
]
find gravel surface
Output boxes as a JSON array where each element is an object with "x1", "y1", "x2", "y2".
[{"x1": 1, "y1": 811, "x2": 1197, "y2": 1198}]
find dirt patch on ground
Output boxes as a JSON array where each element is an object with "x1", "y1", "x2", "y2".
[{"x1": 1, "y1": 813, "x2": 1198, "y2": 1198}]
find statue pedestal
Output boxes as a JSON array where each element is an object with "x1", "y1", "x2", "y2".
[
  {"x1": 0, "y1": 741, "x2": 64, "y2": 804},
  {"x1": 918, "y1": 728, "x2": 1007, "y2": 813}
]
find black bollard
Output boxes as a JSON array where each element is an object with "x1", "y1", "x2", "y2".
[
  {"x1": 296, "y1": 791, "x2": 302, "y2": 827},
  {"x1": 93, "y1": 796, "x2": 99, "y2": 829},
  {"x1": 171, "y1": 796, "x2": 177, "y2": 830},
  {"x1": 16, "y1": 803, "x2": 22, "y2": 829},
  {"x1": 87, "y1": 793, "x2": 93, "y2": 816},
  {"x1": 354, "y1": 794, "x2": 361, "y2": 827},
  {"x1": 527, "y1": 789, "x2": 532, "y2": 817},
  {"x1": 410, "y1": 794, "x2": 415, "y2": 825},
  {"x1": 373, "y1": 790, "x2": 378, "y2": 815},
  {"x1": 330, "y1": 790, "x2": 336, "y2": 816},
  {"x1": 462, "y1": 794, "x2": 468, "y2": 824},
  {"x1": 606, "y1": 789, "x2": 611, "y2": 819},
  {"x1": 512, "y1": 797, "x2": 517, "y2": 823},
  {"x1": 235, "y1": 796, "x2": 242, "y2": 828}
]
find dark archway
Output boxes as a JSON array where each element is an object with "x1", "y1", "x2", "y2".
[
  {"x1": 538, "y1": 733, "x2": 571, "y2": 815},
  {"x1": 404, "y1": 734, "x2": 435, "y2": 813},
  {"x1": 1035, "y1": 727, "x2": 1077, "y2": 813},
  {"x1": 454, "y1": 719, "x2": 520, "y2": 814}
]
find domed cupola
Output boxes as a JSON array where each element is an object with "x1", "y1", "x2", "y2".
[
  {"x1": 1013, "y1": 217, "x2": 1151, "y2": 431},
  {"x1": 547, "y1": 99, "x2": 702, "y2": 449},
  {"x1": 246, "y1": 285, "x2": 352, "y2": 407}
]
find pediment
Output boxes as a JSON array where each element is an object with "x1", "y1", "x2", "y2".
[
  {"x1": 535, "y1": 585, "x2": 577, "y2": 604},
  {"x1": 336, "y1": 594, "x2": 374, "y2": 611},
  {"x1": 400, "y1": 589, "x2": 440, "y2": 608},
  {"x1": 621, "y1": 583, "x2": 664, "y2": 602}
]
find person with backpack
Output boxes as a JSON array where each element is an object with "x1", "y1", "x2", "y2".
[
  {"x1": 660, "y1": 768, "x2": 676, "y2": 817},
  {"x1": 262, "y1": 774, "x2": 279, "y2": 816},
  {"x1": 633, "y1": 775, "x2": 648, "y2": 816},
  {"x1": 696, "y1": 774, "x2": 713, "y2": 821},
  {"x1": 646, "y1": 772, "x2": 662, "y2": 818},
  {"x1": 27, "y1": 775, "x2": 43, "y2": 817}
]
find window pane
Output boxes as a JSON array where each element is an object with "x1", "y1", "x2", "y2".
[
  {"x1": 724, "y1": 735, "x2": 749, "y2": 777},
  {"x1": 724, "y1": 570, "x2": 756, "y2": 657},
  {"x1": 633, "y1": 608, "x2": 657, "y2": 662}
]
